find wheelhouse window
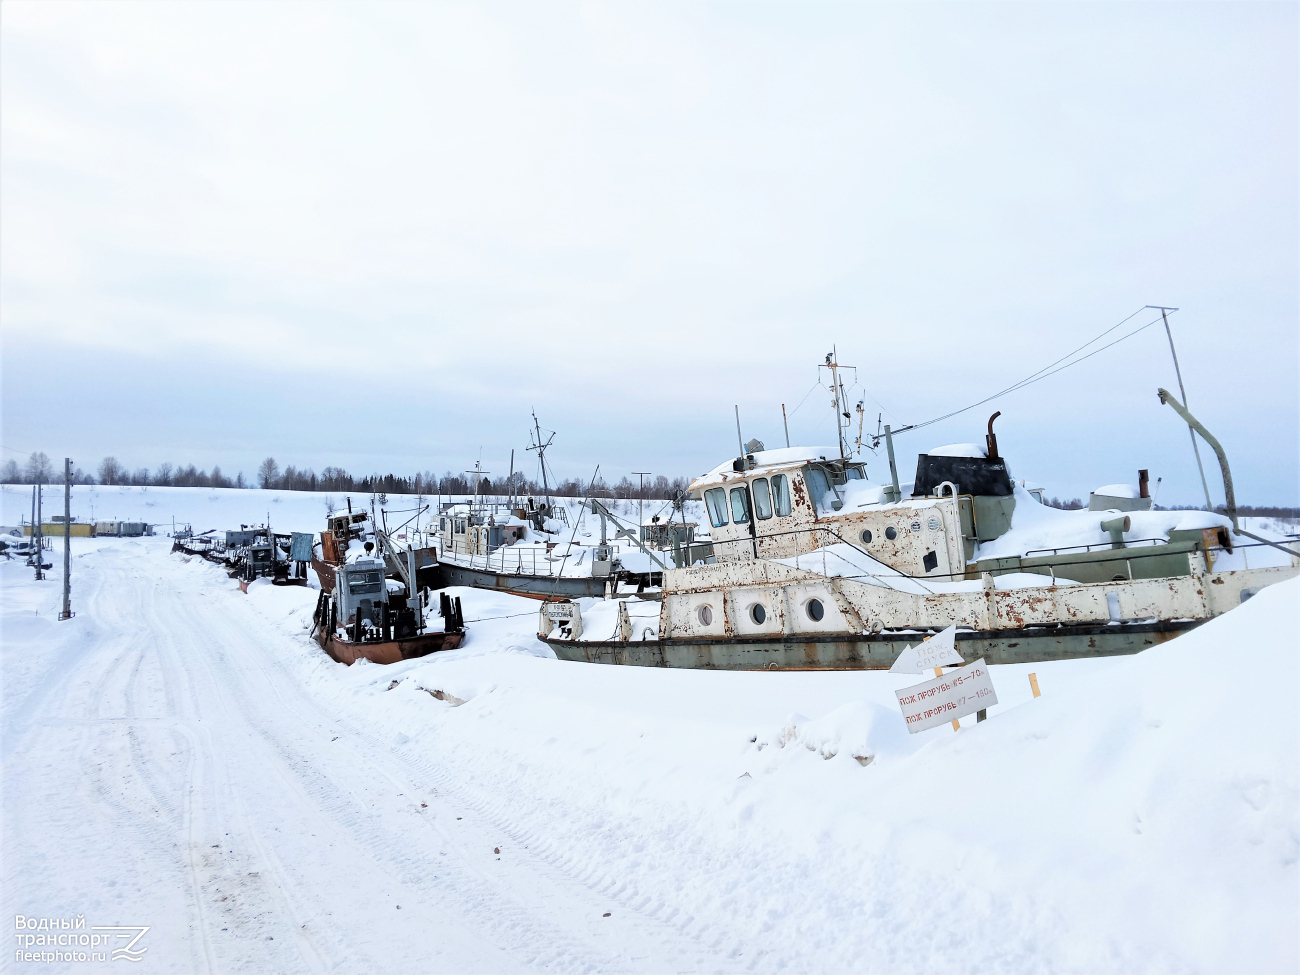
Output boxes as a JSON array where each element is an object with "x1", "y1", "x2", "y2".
[
  {"x1": 704, "y1": 488, "x2": 729, "y2": 528},
  {"x1": 729, "y1": 486, "x2": 751, "y2": 524},
  {"x1": 347, "y1": 571, "x2": 383, "y2": 595},
  {"x1": 772, "y1": 474, "x2": 792, "y2": 516},
  {"x1": 805, "y1": 466, "x2": 831, "y2": 505},
  {"x1": 753, "y1": 478, "x2": 773, "y2": 519}
]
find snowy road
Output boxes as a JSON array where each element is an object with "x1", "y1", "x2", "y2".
[{"x1": 3, "y1": 543, "x2": 734, "y2": 973}]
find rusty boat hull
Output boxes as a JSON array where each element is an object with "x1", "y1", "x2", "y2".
[
  {"x1": 542, "y1": 618, "x2": 1203, "y2": 670},
  {"x1": 436, "y1": 559, "x2": 613, "y2": 600},
  {"x1": 316, "y1": 629, "x2": 464, "y2": 666}
]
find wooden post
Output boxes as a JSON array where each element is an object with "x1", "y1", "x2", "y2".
[
  {"x1": 1029, "y1": 672, "x2": 1041, "y2": 698},
  {"x1": 936, "y1": 666, "x2": 960, "y2": 731}
]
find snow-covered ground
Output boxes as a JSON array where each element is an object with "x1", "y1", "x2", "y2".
[
  {"x1": 0, "y1": 483, "x2": 703, "y2": 539},
  {"x1": 4, "y1": 527, "x2": 1296, "y2": 972}
]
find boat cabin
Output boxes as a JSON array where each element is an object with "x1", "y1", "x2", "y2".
[
  {"x1": 336, "y1": 558, "x2": 389, "y2": 626},
  {"x1": 688, "y1": 445, "x2": 1015, "y2": 580},
  {"x1": 438, "y1": 503, "x2": 526, "y2": 557}
]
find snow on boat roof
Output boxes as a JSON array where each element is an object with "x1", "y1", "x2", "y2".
[
  {"x1": 691, "y1": 446, "x2": 841, "y2": 489},
  {"x1": 926, "y1": 443, "x2": 986, "y2": 458},
  {"x1": 1092, "y1": 483, "x2": 1141, "y2": 498}
]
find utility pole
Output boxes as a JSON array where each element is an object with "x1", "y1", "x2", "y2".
[
  {"x1": 781, "y1": 404, "x2": 790, "y2": 448},
  {"x1": 59, "y1": 458, "x2": 73, "y2": 620},
  {"x1": 1148, "y1": 305, "x2": 1213, "y2": 511},
  {"x1": 34, "y1": 477, "x2": 44, "y2": 580},
  {"x1": 633, "y1": 472, "x2": 651, "y2": 542}
]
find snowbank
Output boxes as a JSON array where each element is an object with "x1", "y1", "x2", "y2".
[{"x1": 228, "y1": 543, "x2": 1298, "y2": 972}]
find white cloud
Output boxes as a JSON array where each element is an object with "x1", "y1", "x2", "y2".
[{"x1": 1, "y1": 1, "x2": 1295, "y2": 502}]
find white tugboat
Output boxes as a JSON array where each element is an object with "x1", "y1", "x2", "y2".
[{"x1": 539, "y1": 374, "x2": 1298, "y2": 669}]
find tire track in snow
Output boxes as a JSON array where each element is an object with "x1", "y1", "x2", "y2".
[{"x1": 175, "y1": 548, "x2": 744, "y2": 973}]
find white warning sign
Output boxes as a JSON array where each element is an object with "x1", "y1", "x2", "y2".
[
  {"x1": 890, "y1": 624, "x2": 964, "y2": 674},
  {"x1": 895, "y1": 658, "x2": 998, "y2": 734}
]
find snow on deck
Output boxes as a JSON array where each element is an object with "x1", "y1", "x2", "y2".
[
  {"x1": 975, "y1": 487, "x2": 1299, "y2": 568},
  {"x1": 3, "y1": 529, "x2": 1296, "y2": 972}
]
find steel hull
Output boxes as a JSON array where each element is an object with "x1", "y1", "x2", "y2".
[
  {"x1": 316, "y1": 629, "x2": 464, "y2": 666},
  {"x1": 542, "y1": 619, "x2": 1203, "y2": 669},
  {"x1": 436, "y1": 561, "x2": 611, "y2": 600}
]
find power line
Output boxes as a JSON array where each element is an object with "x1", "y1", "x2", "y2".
[
  {"x1": 784, "y1": 379, "x2": 822, "y2": 419},
  {"x1": 894, "y1": 306, "x2": 1165, "y2": 435}
]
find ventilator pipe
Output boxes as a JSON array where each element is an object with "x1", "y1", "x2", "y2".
[
  {"x1": 884, "y1": 424, "x2": 901, "y2": 502},
  {"x1": 1156, "y1": 389, "x2": 1300, "y2": 559},
  {"x1": 986, "y1": 411, "x2": 1002, "y2": 461},
  {"x1": 1101, "y1": 515, "x2": 1130, "y2": 549}
]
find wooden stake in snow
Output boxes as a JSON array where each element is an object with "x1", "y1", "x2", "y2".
[
  {"x1": 1029, "y1": 672, "x2": 1041, "y2": 698},
  {"x1": 934, "y1": 666, "x2": 960, "y2": 731}
]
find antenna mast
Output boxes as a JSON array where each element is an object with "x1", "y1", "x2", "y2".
[
  {"x1": 819, "y1": 347, "x2": 856, "y2": 461},
  {"x1": 528, "y1": 410, "x2": 556, "y2": 510},
  {"x1": 465, "y1": 460, "x2": 489, "y2": 515}
]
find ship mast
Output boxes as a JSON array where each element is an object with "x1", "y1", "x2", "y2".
[
  {"x1": 820, "y1": 347, "x2": 855, "y2": 461},
  {"x1": 465, "y1": 459, "x2": 489, "y2": 516},
  {"x1": 528, "y1": 410, "x2": 556, "y2": 511}
]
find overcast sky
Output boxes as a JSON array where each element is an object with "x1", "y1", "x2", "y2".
[{"x1": 2, "y1": 1, "x2": 1296, "y2": 504}]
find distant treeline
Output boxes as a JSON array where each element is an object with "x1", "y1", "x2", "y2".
[
  {"x1": 3, "y1": 452, "x2": 692, "y2": 501},
  {"x1": 1038, "y1": 495, "x2": 1298, "y2": 518},
  {"x1": 6, "y1": 453, "x2": 1295, "y2": 514}
]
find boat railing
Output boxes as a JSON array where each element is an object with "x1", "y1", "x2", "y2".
[
  {"x1": 447, "y1": 543, "x2": 620, "y2": 577},
  {"x1": 1021, "y1": 537, "x2": 1174, "y2": 558}
]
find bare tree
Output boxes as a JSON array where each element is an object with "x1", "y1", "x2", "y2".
[
  {"x1": 131, "y1": 467, "x2": 150, "y2": 485},
  {"x1": 26, "y1": 452, "x2": 53, "y2": 484},
  {"x1": 1, "y1": 459, "x2": 19, "y2": 483},
  {"x1": 97, "y1": 456, "x2": 122, "y2": 484},
  {"x1": 156, "y1": 462, "x2": 174, "y2": 485},
  {"x1": 257, "y1": 457, "x2": 280, "y2": 489}
]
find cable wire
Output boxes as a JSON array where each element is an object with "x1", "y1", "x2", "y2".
[{"x1": 898, "y1": 306, "x2": 1163, "y2": 434}]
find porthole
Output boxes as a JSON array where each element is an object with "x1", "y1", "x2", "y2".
[
  {"x1": 885, "y1": 526, "x2": 898, "y2": 540},
  {"x1": 697, "y1": 604, "x2": 714, "y2": 626},
  {"x1": 806, "y1": 598, "x2": 824, "y2": 622},
  {"x1": 860, "y1": 529, "x2": 872, "y2": 544},
  {"x1": 750, "y1": 603, "x2": 767, "y2": 625},
  {"x1": 927, "y1": 517, "x2": 940, "y2": 531}
]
